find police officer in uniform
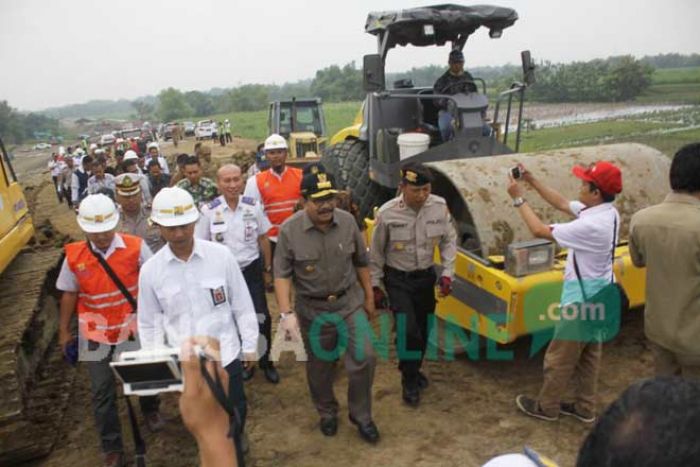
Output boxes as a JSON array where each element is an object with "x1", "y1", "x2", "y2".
[
  {"x1": 370, "y1": 163, "x2": 457, "y2": 407},
  {"x1": 196, "y1": 164, "x2": 279, "y2": 383},
  {"x1": 274, "y1": 171, "x2": 379, "y2": 443},
  {"x1": 115, "y1": 173, "x2": 165, "y2": 253}
]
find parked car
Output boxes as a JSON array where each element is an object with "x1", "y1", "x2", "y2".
[
  {"x1": 99, "y1": 134, "x2": 116, "y2": 146},
  {"x1": 184, "y1": 121, "x2": 196, "y2": 137},
  {"x1": 161, "y1": 122, "x2": 179, "y2": 141},
  {"x1": 33, "y1": 142, "x2": 51, "y2": 150},
  {"x1": 195, "y1": 120, "x2": 214, "y2": 140}
]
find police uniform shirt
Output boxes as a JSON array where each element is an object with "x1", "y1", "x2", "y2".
[
  {"x1": 119, "y1": 206, "x2": 165, "y2": 253},
  {"x1": 55, "y1": 233, "x2": 153, "y2": 292},
  {"x1": 137, "y1": 239, "x2": 259, "y2": 367},
  {"x1": 274, "y1": 208, "x2": 369, "y2": 316},
  {"x1": 370, "y1": 193, "x2": 457, "y2": 287},
  {"x1": 195, "y1": 195, "x2": 272, "y2": 269}
]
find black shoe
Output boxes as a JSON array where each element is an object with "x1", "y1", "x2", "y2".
[
  {"x1": 515, "y1": 395, "x2": 558, "y2": 422},
  {"x1": 402, "y1": 385, "x2": 420, "y2": 407},
  {"x1": 349, "y1": 415, "x2": 380, "y2": 444},
  {"x1": 242, "y1": 366, "x2": 255, "y2": 382},
  {"x1": 262, "y1": 365, "x2": 280, "y2": 384},
  {"x1": 417, "y1": 372, "x2": 429, "y2": 391},
  {"x1": 320, "y1": 417, "x2": 338, "y2": 436},
  {"x1": 560, "y1": 402, "x2": 596, "y2": 423}
]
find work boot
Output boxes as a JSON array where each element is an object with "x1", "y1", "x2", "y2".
[
  {"x1": 349, "y1": 414, "x2": 380, "y2": 444},
  {"x1": 103, "y1": 451, "x2": 124, "y2": 467},
  {"x1": 320, "y1": 417, "x2": 338, "y2": 436},
  {"x1": 515, "y1": 395, "x2": 558, "y2": 421},
  {"x1": 242, "y1": 365, "x2": 255, "y2": 382},
  {"x1": 144, "y1": 411, "x2": 165, "y2": 432},
  {"x1": 261, "y1": 363, "x2": 280, "y2": 384},
  {"x1": 560, "y1": 402, "x2": 596, "y2": 424},
  {"x1": 402, "y1": 385, "x2": 420, "y2": 407}
]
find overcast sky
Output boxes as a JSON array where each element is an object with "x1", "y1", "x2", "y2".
[{"x1": 2, "y1": 0, "x2": 698, "y2": 111}]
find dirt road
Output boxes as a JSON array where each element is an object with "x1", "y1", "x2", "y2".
[{"x1": 13, "y1": 138, "x2": 655, "y2": 467}]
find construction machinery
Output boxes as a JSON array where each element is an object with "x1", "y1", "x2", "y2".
[
  {"x1": 268, "y1": 98, "x2": 328, "y2": 160},
  {"x1": 0, "y1": 136, "x2": 70, "y2": 464},
  {"x1": 321, "y1": 4, "x2": 671, "y2": 345}
]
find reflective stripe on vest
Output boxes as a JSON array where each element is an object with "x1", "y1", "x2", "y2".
[
  {"x1": 65, "y1": 234, "x2": 142, "y2": 344},
  {"x1": 256, "y1": 167, "x2": 302, "y2": 238}
]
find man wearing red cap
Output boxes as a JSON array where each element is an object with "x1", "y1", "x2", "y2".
[{"x1": 506, "y1": 160, "x2": 623, "y2": 424}]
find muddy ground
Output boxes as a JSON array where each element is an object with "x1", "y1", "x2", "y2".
[{"x1": 12, "y1": 136, "x2": 655, "y2": 467}]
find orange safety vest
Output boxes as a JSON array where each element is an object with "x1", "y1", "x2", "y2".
[
  {"x1": 65, "y1": 234, "x2": 142, "y2": 344},
  {"x1": 256, "y1": 166, "x2": 302, "y2": 239}
]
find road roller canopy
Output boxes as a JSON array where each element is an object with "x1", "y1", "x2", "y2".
[
  {"x1": 365, "y1": 4, "x2": 518, "y2": 50},
  {"x1": 425, "y1": 143, "x2": 672, "y2": 258}
]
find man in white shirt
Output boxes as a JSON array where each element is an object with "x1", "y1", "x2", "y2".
[
  {"x1": 144, "y1": 142, "x2": 170, "y2": 175},
  {"x1": 87, "y1": 157, "x2": 116, "y2": 198},
  {"x1": 507, "y1": 160, "x2": 623, "y2": 424},
  {"x1": 196, "y1": 164, "x2": 277, "y2": 383},
  {"x1": 138, "y1": 186, "x2": 259, "y2": 455},
  {"x1": 48, "y1": 153, "x2": 64, "y2": 202}
]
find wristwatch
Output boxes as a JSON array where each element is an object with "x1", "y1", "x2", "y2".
[{"x1": 512, "y1": 197, "x2": 526, "y2": 208}]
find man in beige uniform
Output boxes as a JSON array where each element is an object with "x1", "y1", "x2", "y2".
[
  {"x1": 198, "y1": 144, "x2": 219, "y2": 181},
  {"x1": 370, "y1": 163, "x2": 457, "y2": 407},
  {"x1": 115, "y1": 174, "x2": 165, "y2": 253},
  {"x1": 630, "y1": 142, "x2": 700, "y2": 378},
  {"x1": 274, "y1": 171, "x2": 379, "y2": 443}
]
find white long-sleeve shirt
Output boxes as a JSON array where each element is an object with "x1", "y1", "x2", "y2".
[{"x1": 137, "y1": 239, "x2": 259, "y2": 367}]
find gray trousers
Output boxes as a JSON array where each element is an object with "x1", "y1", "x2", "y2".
[
  {"x1": 298, "y1": 308, "x2": 376, "y2": 424},
  {"x1": 85, "y1": 343, "x2": 159, "y2": 453}
]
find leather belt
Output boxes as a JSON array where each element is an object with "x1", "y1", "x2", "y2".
[
  {"x1": 303, "y1": 289, "x2": 348, "y2": 303},
  {"x1": 385, "y1": 266, "x2": 435, "y2": 279}
]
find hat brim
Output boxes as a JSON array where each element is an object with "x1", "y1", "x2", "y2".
[
  {"x1": 571, "y1": 165, "x2": 594, "y2": 182},
  {"x1": 116, "y1": 188, "x2": 142, "y2": 197},
  {"x1": 150, "y1": 210, "x2": 199, "y2": 227},
  {"x1": 77, "y1": 213, "x2": 120, "y2": 233},
  {"x1": 308, "y1": 189, "x2": 338, "y2": 199}
]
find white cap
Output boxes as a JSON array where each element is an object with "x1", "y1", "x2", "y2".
[
  {"x1": 89, "y1": 143, "x2": 98, "y2": 150},
  {"x1": 123, "y1": 150, "x2": 138, "y2": 161},
  {"x1": 77, "y1": 194, "x2": 120, "y2": 233},
  {"x1": 264, "y1": 133, "x2": 287, "y2": 151},
  {"x1": 150, "y1": 187, "x2": 199, "y2": 227},
  {"x1": 147, "y1": 142, "x2": 159, "y2": 150}
]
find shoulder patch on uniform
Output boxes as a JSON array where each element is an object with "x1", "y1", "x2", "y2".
[
  {"x1": 430, "y1": 194, "x2": 447, "y2": 205},
  {"x1": 207, "y1": 197, "x2": 222, "y2": 209},
  {"x1": 241, "y1": 196, "x2": 255, "y2": 206}
]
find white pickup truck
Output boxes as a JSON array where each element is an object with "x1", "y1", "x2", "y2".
[{"x1": 195, "y1": 120, "x2": 215, "y2": 140}]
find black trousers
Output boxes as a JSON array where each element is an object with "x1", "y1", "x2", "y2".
[
  {"x1": 242, "y1": 257, "x2": 273, "y2": 367},
  {"x1": 225, "y1": 359, "x2": 248, "y2": 433},
  {"x1": 225, "y1": 132, "x2": 232, "y2": 143},
  {"x1": 85, "y1": 341, "x2": 160, "y2": 453},
  {"x1": 384, "y1": 266, "x2": 437, "y2": 389}
]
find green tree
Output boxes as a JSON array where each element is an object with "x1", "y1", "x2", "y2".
[
  {"x1": 183, "y1": 91, "x2": 215, "y2": 117},
  {"x1": 156, "y1": 88, "x2": 192, "y2": 121},
  {"x1": 132, "y1": 100, "x2": 155, "y2": 121}
]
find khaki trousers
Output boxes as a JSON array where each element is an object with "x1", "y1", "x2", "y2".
[
  {"x1": 538, "y1": 339, "x2": 602, "y2": 417},
  {"x1": 650, "y1": 341, "x2": 700, "y2": 379},
  {"x1": 298, "y1": 308, "x2": 376, "y2": 424}
]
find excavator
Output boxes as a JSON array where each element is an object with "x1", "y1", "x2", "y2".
[{"x1": 0, "y1": 136, "x2": 69, "y2": 464}]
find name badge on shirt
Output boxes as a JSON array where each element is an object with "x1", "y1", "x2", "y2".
[
  {"x1": 210, "y1": 286, "x2": 226, "y2": 306},
  {"x1": 244, "y1": 222, "x2": 255, "y2": 242}
]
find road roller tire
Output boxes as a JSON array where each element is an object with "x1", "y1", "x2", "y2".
[{"x1": 324, "y1": 140, "x2": 394, "y2": 219}]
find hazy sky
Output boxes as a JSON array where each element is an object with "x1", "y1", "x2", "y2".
[{"x1": 2, "y1": 0, "x2": 698, "y2": 111}]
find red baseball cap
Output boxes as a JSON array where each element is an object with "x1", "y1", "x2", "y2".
[{"x1": 572, "y1": 161, "x2": 622, "y2": 194}]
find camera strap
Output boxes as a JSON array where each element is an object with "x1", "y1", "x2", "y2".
[
  {"x1": 87, "y1": 239, "x2": 138, "y2": 313},
  {"x1": 572, "y1": 216, "x2": 617, "y2": 302},
  {"x1": 198, "y1": 355, "x2": 245, "y2": 467}
]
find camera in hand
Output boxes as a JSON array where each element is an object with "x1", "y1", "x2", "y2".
[
  {"x1": 510, "y1": 166, "x2": 522, "y2": 180},
  {"x1": 110, "y1": 347, "x2": 184, "y2": 396}
]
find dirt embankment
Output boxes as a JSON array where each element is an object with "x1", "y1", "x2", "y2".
[{"x1": 14, "y1": 137, "x2": 656, "y2": 467}]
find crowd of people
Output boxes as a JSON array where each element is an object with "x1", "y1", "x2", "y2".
[{"x1": 48, "y1": 130, "x2": 700, "y2": 466}]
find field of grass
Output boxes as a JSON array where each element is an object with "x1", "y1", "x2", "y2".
[
  {"x1": 199, "y1": 101, "x2": 361, "y2": 143},
  {"x1": 636, "y1": 66, "x2": 700, "y2": 105}
]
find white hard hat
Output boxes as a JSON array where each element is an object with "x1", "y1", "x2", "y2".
[
  {"x1": 77, "y1": 194, "x2": 120, "y2": 233},
  {"x1": 116, "y1": 138, "x2": 124, "y2": 143},
  {"x1": 147, "y1": 142, "x2": 159, "y2": 150},
  {"x1": 224, "y1": 118, "x2": 229, "y2": 122},
  {"x1": 150, "y1": 187, "x2": 199, "y2": 227},
  {"x1": 123, "y1": 150, "x2": 138, "y2": 161},
  {"x1": 89, "y1": 143, "x2": 98, "y2": 150},
  {"x1": 264, "y1": 133, "x2": 287, "y2": 151}
]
